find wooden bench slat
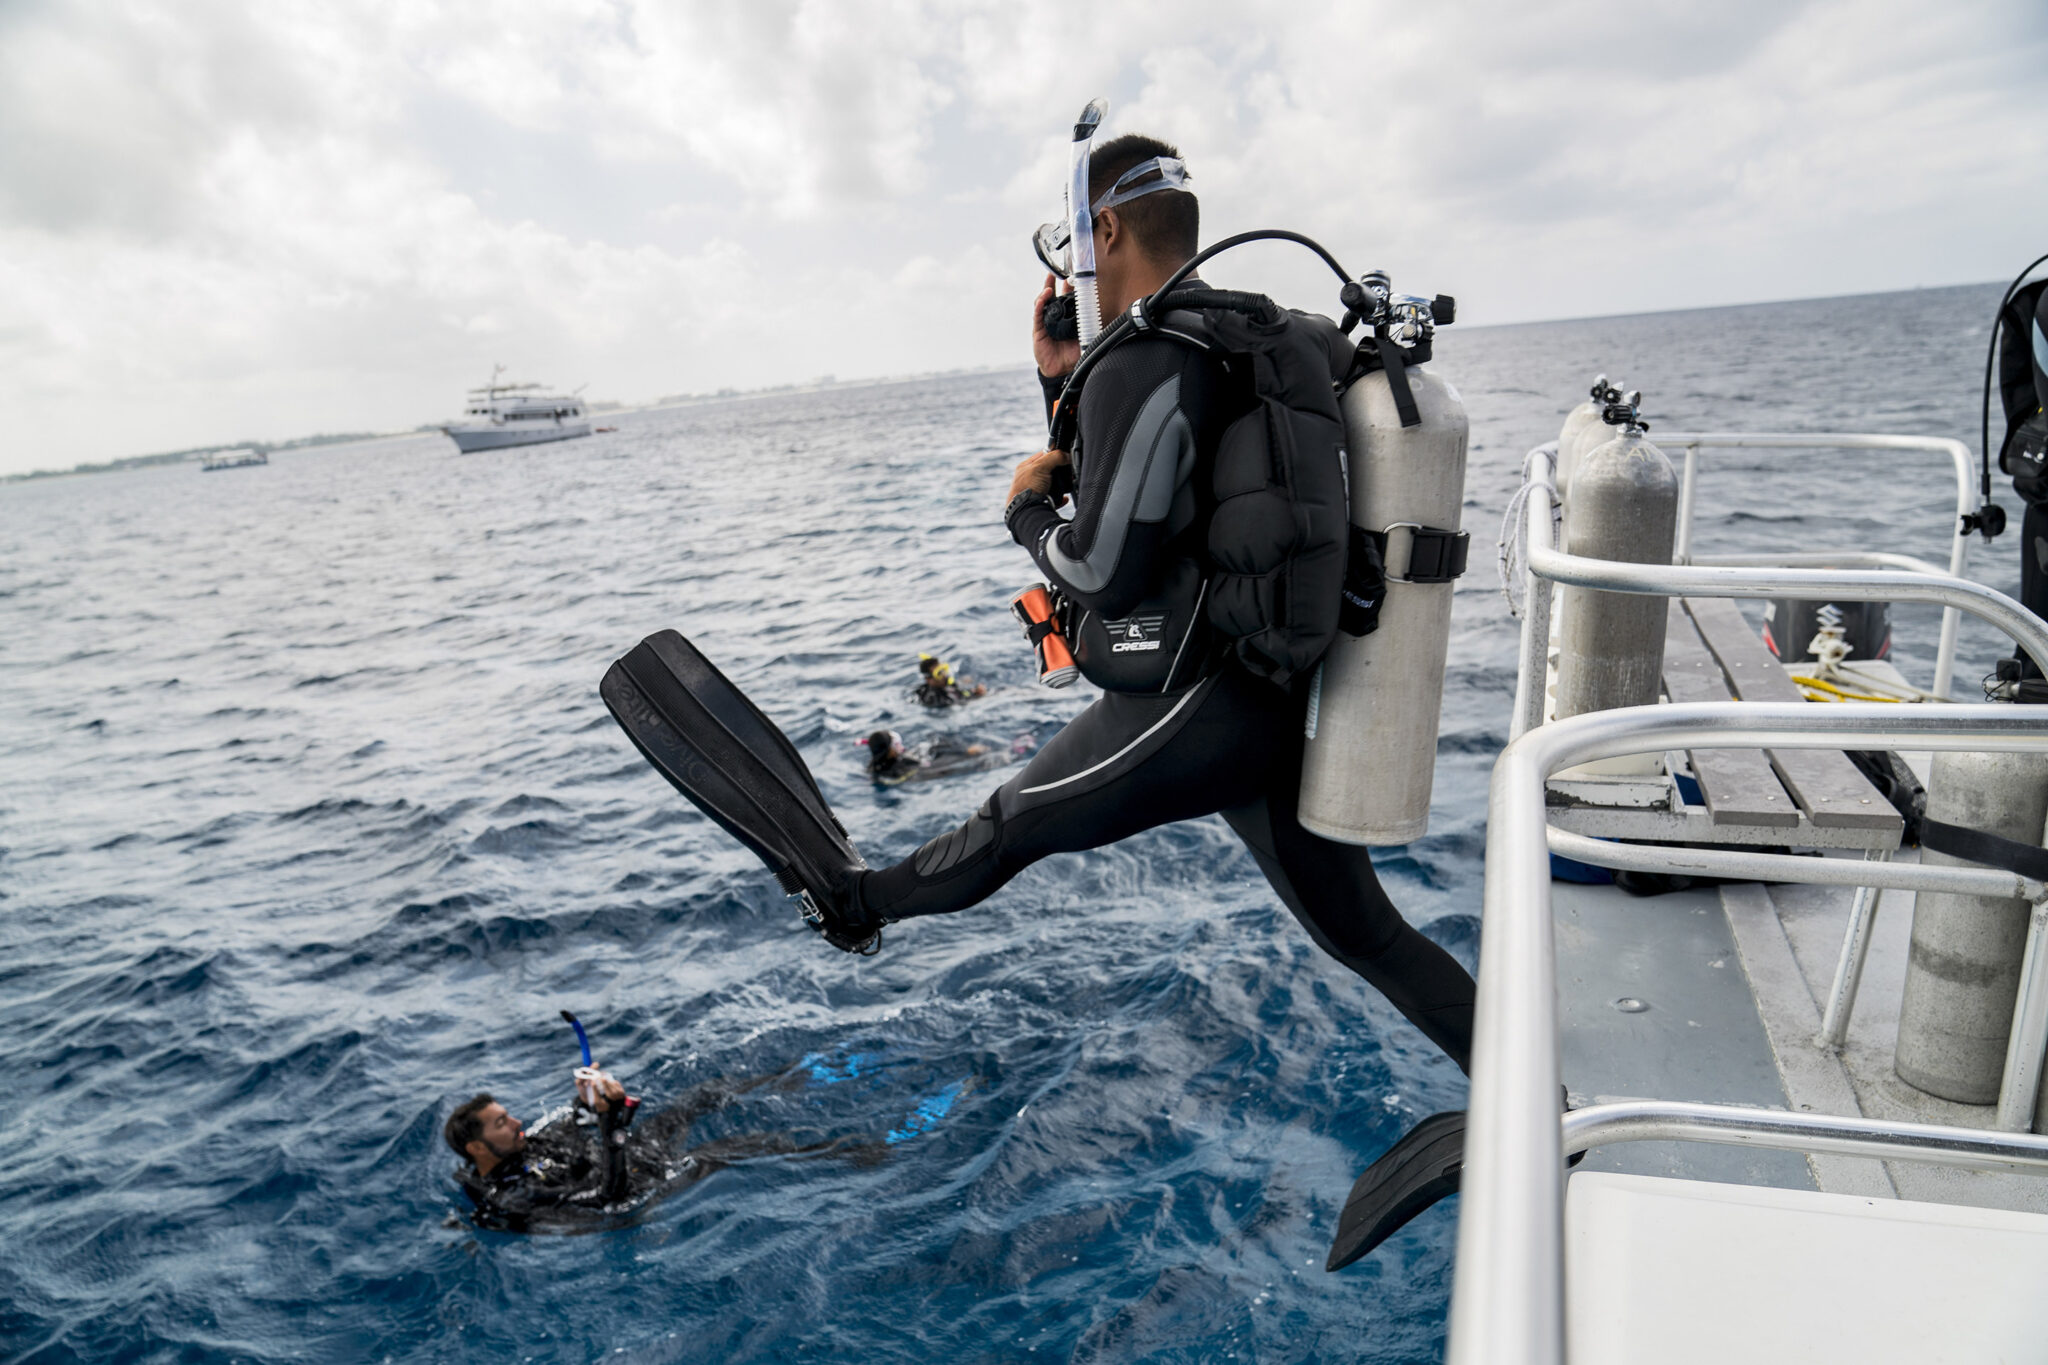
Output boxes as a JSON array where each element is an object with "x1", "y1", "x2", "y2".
[
  {"x1": 1662, "y1": 601, "x2": 1801, "y2": 828},
  {"x1": 1682, "y1": 597, "x2": 1904, "y2": 834}
]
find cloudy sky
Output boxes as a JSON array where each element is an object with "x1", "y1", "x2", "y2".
[{"x1": 4, "y1": 0, "x2": 2045, "y2": 473}]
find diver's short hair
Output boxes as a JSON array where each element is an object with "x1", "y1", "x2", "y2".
[
  {"x1": 446, "y1": 1092, "x2": 495, "y2": 1160},
  {"x1": 1088, "y1": 133, "x2": 1198, "y2": 266}
]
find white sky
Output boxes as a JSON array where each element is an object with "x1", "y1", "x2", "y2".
[{"x1": 4, "y1": 0, "x2": 2045, "y2": 473}]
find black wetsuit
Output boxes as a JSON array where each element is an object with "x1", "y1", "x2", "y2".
[
  {"x1": 458, "y1": 1082, "x2": 875, "y2": 1232},
  {"x1": 854, "y1": 304, "x2": 1478, "y2": 1071},
  {"x1": 2012, "y1": 285, "x2": 2048, "y2": 651},
  {"x1": 460, "y1": 1103, "x2": 639, "y2": 1232},
  {"x1": 872, "y1": 736, "x2": 1011, "y2": 787},
  {"x1": 915, "y1": 678, "x2": 976, "y2": 707}
]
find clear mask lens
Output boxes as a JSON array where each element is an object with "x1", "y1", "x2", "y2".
[{"x1": 1032, "y1": 220, "x2": 1073, "y2": 279}]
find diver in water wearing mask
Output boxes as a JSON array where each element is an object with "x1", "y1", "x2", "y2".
[{"x1": 446, "y1": 1016, "x2": 872, "y2": 1233}]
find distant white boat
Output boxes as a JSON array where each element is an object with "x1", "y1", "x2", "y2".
[
  {"x1": 200, "y1": 448, "x2": 268, "y2": 471},
  {"x1": 442, "y1": 366, "x2": 592, "y2": 453}
]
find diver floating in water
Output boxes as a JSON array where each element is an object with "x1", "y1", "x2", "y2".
[
  {"x1": 445, "y1": 1012, "x2": 865, "y2": 1232},
  {"x1": 860, "y1": 728, "x2": 1031, "y2": 786},
  {"x1": 913, "y1": 654, "x2": 986, "y2": 708},
  {"x1": 600, "y1": 104, "x2": 1477, "y2": 1077}
]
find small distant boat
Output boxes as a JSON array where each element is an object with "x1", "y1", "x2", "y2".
[
  {"x1": 200, "y1": 448, "x2": 268, "y2": 471},
  {"x1": 442, "y1": 365, "x2": 592, "y2": 453}
]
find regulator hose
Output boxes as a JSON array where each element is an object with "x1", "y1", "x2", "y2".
[{"x1": 1049, "y1": 228, "x2": 1357, "y2": 448}]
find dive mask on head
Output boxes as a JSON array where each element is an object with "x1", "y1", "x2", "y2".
[{"x1": 1031, "y1": 157, "x2": 1191, "y2": 281}]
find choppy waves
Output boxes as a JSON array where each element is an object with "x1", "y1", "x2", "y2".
[{"x1": 0, "y1": 283, "x2": 2011, "y2": 1362}]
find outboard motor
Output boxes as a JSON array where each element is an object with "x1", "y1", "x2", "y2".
[
  {"x1": 1552, "y1": 391, "x2": 1678, "y2": 719},
  {"x1": 1762, "y1": 598, "x2": 1891, "y2": 664}
]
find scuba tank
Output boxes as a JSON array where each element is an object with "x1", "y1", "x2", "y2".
[
  {"x1": 1554, "y1": 375, "x2": 1624, "y2": 502},
  {"x1": 1552, "y1": 392, "x2": 1678, "y2": 719},
  {"x1": 1299, "y1": 276, "x2": 1469, "y2": 846},
  {"x1": 1038, "y1": 228, "x2": 1469, "y2": 842}
]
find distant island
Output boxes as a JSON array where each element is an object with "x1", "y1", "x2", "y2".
[
  {"x1": 7, "y1": 363, "x2": 1024, "y2": 484},
  {"x1": 3, "y1": 428, "x2": 402, "y2": 484}
]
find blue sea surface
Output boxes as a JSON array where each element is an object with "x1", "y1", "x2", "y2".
[{"x1": 0, "y1": 283, "x2": 2019, "y2": 1363}]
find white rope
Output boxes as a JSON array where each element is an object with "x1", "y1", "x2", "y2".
[{"x1": 1498, "y1": 442, "x2": 1561, "y2": 620}]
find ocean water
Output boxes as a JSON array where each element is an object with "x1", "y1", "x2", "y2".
[{"x1": 0, "y1": 282, "x2": 2020, "y2": 1364}]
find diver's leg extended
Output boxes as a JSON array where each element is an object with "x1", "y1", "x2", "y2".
[
  {"x1": 859, "y1": 670, "x2": 1270, "y2": 922},
  {"x1": 1222, "y1": 790, "x2": 1475, "y2": 1073}
]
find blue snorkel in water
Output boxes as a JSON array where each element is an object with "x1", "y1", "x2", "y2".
[
  {"x1": 560, "y1": 1010, "x2": 593, "y2": 1067},
  {"x1": 561, "y1": 1009, "x2": 610, "y2": 1108}
]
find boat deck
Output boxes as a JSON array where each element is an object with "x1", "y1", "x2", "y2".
[{"x1": 1559, "y1": 863, "x2": 2048, "y2": 1213}]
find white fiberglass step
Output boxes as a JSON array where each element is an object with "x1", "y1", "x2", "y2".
[{"x1": 1565, "y1": 1170, "x2": 2048, "y2": 1364}]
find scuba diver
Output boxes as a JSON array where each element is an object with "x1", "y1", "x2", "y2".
[
  {"x1": 601, "y1": 111, "x2": 1477, "y2": 1075},
  {"x1": 860, "y1": 728, "x2": 1016, "y2": 785},
  {"x1": 1984, "y1": 252, "x2": 2048, "y2": 694},
  {"x1": 914, "y1": 654, "x2": 986, "y2": 707},
  {"x1": 445, "y1": 1014, "x2": 865, "y2": 1232}
]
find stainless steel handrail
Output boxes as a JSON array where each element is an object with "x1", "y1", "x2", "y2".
[
  {"x1": 1561, "y1": 1098, "x2": 2048, "y2": 1173},
  {"x1": 1450, "y1": 701, "x2": 2048, "y2": 1365},
  {"x1": 1509, "y1": 446, "x2": 1559, "y2": 741},
  {"x1": 1689, "y1": 550, "x2": 1954, "y2": 577},
  {"x1": 1526, "y1": 498, "x2": 2048, "y2": 683},
  {"x1": 1544, "y1": 827, "x2": 2048, "y2": 903},
  {"x1": 1656, "y1": 432, "x2": 1977, "y2": 698}
]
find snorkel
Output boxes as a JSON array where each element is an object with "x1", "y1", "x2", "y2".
[
  {"x1": 561, "y1": 1009, "x2": 592, "y2": 1067},
  {"x1": 561, "y1": 1009, "x2": 603, "y2": 1107},
  {"x1": 1068, "y1": 98, "x2": 1108, "y2": 350}
]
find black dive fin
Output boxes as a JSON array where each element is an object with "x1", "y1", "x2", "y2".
[
  {"x1": 600, "y1": 630, "x2": 866, "y2": 914},
  {"x1": 1326, "y1": 1109, "x2": 1466, "y2": 1271}
]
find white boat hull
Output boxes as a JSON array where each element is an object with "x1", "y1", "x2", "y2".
[{"x1": 444, "y1": 420, "x2": 593, "y2": 453}]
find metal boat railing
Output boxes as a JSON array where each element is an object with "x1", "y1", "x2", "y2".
[
  {"x1": 1510, "y1": 437, "x2": 2012, "y2": 737},
  {"x1": 1658, "y1": 433, "x2": 1978, "y2": 698},
  {"x1": 1449, "y1": 702, "x2": 2048, "y2": 1365},
  {"x1": 1509, "y1": 439, "x2": 2048, "y2": 1085},
  {"x1": 1561, "y1": 1098, "x2": 2048, "y2": 1172}
]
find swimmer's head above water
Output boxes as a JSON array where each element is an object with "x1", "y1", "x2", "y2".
[
  {"x1": 864, "y1": 729, "x2": 907, "y2": 773},
  {"x1": 445, "y1": 1075, "x2": 627, "y2": 1180},
  {"x1": 445, "y1": 1093, "x2": 526, "y2": 1177}
]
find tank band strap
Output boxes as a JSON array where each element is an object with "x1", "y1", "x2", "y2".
[
  {"x1": 1375, "y1": 523, "x2": 1470, "y2": 585},
  {"x1": 1921, "y1": 817, "x2": 2048, "y2": 883}
]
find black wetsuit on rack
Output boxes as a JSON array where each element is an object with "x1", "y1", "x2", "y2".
[{"x1": 855, "y1": 297, "x2": 1478, "y2": 1070}]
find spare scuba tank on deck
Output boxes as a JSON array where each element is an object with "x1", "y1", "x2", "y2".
[
  {"x1": 1555, "y1": 375, "x2": 1625, "y2": 502},
  {"x1": 1552, "y1": 391, "x2": 1678, "y2": 720},
  {"x1": 1299, "y1": 277, "x2": 1469, "y2": 846}
]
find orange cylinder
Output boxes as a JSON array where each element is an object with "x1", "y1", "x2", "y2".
[{"x1": 1011, "y1": 585, "x2": 1079, "y2": 688}]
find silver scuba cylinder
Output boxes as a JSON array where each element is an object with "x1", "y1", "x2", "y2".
[
  {"x1": 1552, "y1": 396, "x2": 1678, "y2": 719},
  {"x1": 1894, "y1": 749, "x2": 2048, "y2": 1105},
  {"x1": 1298, "y1": 354, "x2": 1470, "y2": 846},
  {"x1": 1554, "y1": 375, "x2": 1623, "y2": 502}
]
